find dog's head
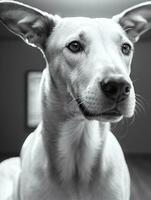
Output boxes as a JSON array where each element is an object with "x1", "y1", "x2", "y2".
[{"x1": 0, "y1": 1, "x2": 151, "y2": 122}]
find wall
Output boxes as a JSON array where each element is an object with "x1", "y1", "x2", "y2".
[
  {"x1": 119, "y1": 41, "x2": 151, "y2": 153},
  {"x1": 0, "y1": 31, "x2": 151, "y2": 155},
  {"x1": 0, "y1": 35, "x2": 45, "y2": 155}
]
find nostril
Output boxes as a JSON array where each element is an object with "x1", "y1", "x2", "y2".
[
  {"x1": 124, "y1": 85, "x2": 131, "y2": 95},
  {"x1": 118, "y1": 84, "x2": 131, "y2": 102}
]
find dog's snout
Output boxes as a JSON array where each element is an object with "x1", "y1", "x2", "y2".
[{"x1": 100, "y1": 77, "x2": 131, "y2": 102}]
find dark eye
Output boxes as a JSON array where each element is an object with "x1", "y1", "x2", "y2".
[
  {"x1": 121, "y1": 43, "x2": 131, "y2": 56},
  {"x1": 67, "y1": 41, "x2": 83, "y2": 53}
]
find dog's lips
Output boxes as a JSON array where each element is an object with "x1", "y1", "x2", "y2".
[
  {"x1": 101, "y1": 109, "x2": 121, "y2": 117},
  {"x1": 76, "y1": 98, "x2": 122, "y2": 119}
]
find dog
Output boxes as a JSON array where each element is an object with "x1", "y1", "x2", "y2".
[{"x1": 0, "y1": 1, "x2": 151, "y2": 200}]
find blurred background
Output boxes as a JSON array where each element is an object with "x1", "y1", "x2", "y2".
[{"x1": 0, "y1": 0, "x2": 151, "y2": 199}]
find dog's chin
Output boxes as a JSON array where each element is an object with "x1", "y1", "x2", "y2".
[
  {"x1": 89, "y1": 114, "x2": 123, "y2": 123},
  {"x1": 82, "y1": 110, "x2": 123, "y2": 122},
  {"x1": 76, "y1": 99, "x2": 123, "y2": 122}
]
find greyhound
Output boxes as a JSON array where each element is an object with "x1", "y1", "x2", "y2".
[{"x1": 0, "y1": 1, "x2": 151, "y2": 200}]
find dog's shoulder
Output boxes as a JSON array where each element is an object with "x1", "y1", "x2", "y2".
[
  {"x1": 100, "y1": 131, "x2": 130, "y2": 198},
  {"x1": 103, "y1": 131, "x2": 128, "y2": 172}
]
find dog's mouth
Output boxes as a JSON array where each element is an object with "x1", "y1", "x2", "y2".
[{"x1": 76, "y1": 98, "x2": 122, "y2": 119}]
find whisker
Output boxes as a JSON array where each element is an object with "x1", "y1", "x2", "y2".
[
  {"x1": 123, "y1": 26, "x2": 133, "y2": 32},
  {"x1": 136, "y1": 101, "x2": 145, "y2": 114},
  {"x1": 134, "y1": 105, "x2": 139, "y2": 116},
  {"x1": 133, "y1": 94, "x2": 147, "y2": 123},
  {"x1": 132, "y1": 78, "x2": 139, "y2": 84},
  {"x1": 68, "y1": 96, "x2": 80, "y2": 105},
  {"x1": 71, "y1": 96, "x2": 88, "y2": 114},
  {"x1": 135, "y1": 94, "x2": 147, "y2": 115},
  {"x1": 136, "y1": 94, "x2": 148, "y2": 107}
]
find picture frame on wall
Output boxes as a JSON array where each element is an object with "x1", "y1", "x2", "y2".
[{"x1": 26, "y1": 70, "x2": 42, "y2": 129}]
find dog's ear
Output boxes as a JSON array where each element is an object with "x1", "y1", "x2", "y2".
[
  {"x1": 113, "y1": 2, "x2": 151, "y2": 42},
  {"x1": 0, "y1": 1, "x2": 58, "y2": 49}
]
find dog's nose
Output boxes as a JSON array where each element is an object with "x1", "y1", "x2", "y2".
[{"x1": 100, "y1": 77, "x2": 131, "y2": 102}]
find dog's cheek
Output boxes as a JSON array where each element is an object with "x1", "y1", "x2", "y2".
[
  {"x1": 129, "y1": 89, "x2": 136, "y2": 117},
  {"x1": 124, "y1": 54, "x2": 134, "y2": 75},
  {"x1": 124, "y1": 88, "x2": 136, "y2": 118},
  {"x1": 62, "y1": 49, "x2": 84, "y2": 69}
]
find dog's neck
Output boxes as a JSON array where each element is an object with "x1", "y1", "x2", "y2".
[{"x1": 40, "y1": 67, "x2": 110, "y2": 184}]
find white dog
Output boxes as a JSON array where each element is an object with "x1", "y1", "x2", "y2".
[{"x1": 0, "y1": 1, "x2": 151, "y2": 200}]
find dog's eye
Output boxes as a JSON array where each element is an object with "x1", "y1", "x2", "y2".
[
  {"x1": 121, "y1": 43, "x2": 131, "y2": 56},
  {"x1": 67, "y1": 41, "x2": 83, "y2": 53}
]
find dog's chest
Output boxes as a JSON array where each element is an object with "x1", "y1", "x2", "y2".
[
  {"x1": 57, "y1": 118, "x2": 102, "y2": 182},
  {"x1": 34, "y1": 177, "x2": 119, "y2": 200},
  {"x1": 20, "y1": 123, "x2": 124, "y2": 200}
]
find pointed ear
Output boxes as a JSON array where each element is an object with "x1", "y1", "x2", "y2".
[
  {"x1": 0, "y1": 1, "x2": 59, "y2": 49},
  {"x1": 113, "y1": 2, "x2": 151, "y2": 42}
]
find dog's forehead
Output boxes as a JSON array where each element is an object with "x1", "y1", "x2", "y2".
[{"x1": 52, "y1": 17, "x2": 125, "y2": 41}]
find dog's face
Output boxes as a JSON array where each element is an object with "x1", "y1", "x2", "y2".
[
  {"x1": 46, "y1": 17, "x2": 135, "y2": 122},
  {"x1": 0, "y1": 1, "x2": 151, "y2": 122}
]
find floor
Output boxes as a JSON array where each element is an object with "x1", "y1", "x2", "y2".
[
  {"x1": 0, "y1": 154, "x2": 151, "y2": 199},
  {"x1": 127, "y1": 155, "x2": 151, "y2": 200}
]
